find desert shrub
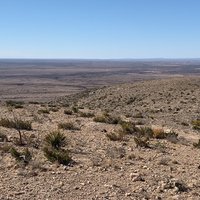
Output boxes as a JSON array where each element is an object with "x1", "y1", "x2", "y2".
[
  {"x1": 0, "y1": 132, "x2": 8, "y2": 142},
  {"x1": 48, "y1": 104, "x2": 57, "y2": 108},
  {"x1": 38, "y1": 109, "x2": 50, "y2": 114},
  {"x1": 137, "y1": 126, "x2": 154, "y2": 138},
  {"x1": 152, "y1": 128, "x2": 166, "y2": 139},
  {"x1": 79, "y1": 111, "x2": 94, "y2": 118},
  {"x1": 43, "y1": 131, "x2": 72, "y2": 165},
  {"x1": 44, "y1": 131, "x2": 66, "y2": 150},
  {"x1": 134, "y1": 136, "x2": 149, "y2": 148},
  {"x1": 29, "y1": 101, "x2": 40, "y2": 105},
  {"x1": 106, "y1": 131, "x2": 125, "y2": 141},
  {"x1": 181, "y1": 122, "x2": 189, "y2": 126},
  {"x1": 58, "y1": 122, "x2": 79, "y2": 130},
  {"x1": 0, "y1": 118, "x2": 32, "y2": 145},
  {"x1": 43, "y1": 147, "x2": 71, "y2": 165},
  {"x1": 72, "y1": 106, "x2": 79, "y2": 113},
  {"x1": 193, "y1": 139, "x2": 200, "y2": 148},
  {"x1": 6, "y1": 100, "x2": 24, "y2": 108},
  {"x1": 64, "y1": 109, "x2": 73, "y2": 115},
  {"x1": 0, "y1": 118, "x2": 32, "y2": 131},
  {"x1": 94, "y1": 113, "x2": 121, "y2": 124},
  {"x1": 120, "y1": 121, "x2": 138, "y2": 135},
  {"x1": 192, "y1": 119, "x2": 200, "y2": 130},
  {"x1": 10, "y1": 147, "x2": 32, "y2": 164},
  {"x1": 61, "y1": 103, "x2": 70, "y2": 108}
]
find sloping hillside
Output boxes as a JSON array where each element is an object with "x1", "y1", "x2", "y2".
[{"x1": 0, "y1": 77, "x2": 200, "y2": 200}]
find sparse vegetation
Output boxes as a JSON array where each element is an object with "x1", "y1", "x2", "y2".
[
  {"x1": 43, "y1": 147, "x2": 71, "y2": 165},
  {"x1": 94, "y1": 112, "x2": 121, "y2": 124},
  {"x1": 152, "y1": 128, "x2": 166, "y2": 139},
  {"x1": 64, "y1": 109, "x2": 73, "y2": 115},
  {"x1": 137, "y1": 126, "x2": 154, "y2": 138},
  {"x1": 0, "y1": 118, "x2": 32, "y2": 145},
  {"x1": 72, "y1": 106, "x2": 79, "y2": 113},
  {"x1": 38, "y1": 109, "x2": 50, "y2": 114},
  {"x1": 10, "y1": 147, "x2": 32, "y2": 164},
  {"x1": 5, "y1": 100, "x2": 24, "y2": 109},
  {"x1": 49, "y1": 107, "x2": 59, "y2": 112},
  {"x1": 192, "y1": 119, "x2": 200, "y2": 130},
  {"x1": 120, "y1": 121, "x2": 138, "y2": 135},
  {"x1": 134, "y1": 136, "x2": 149, "y2": 148},
  {"x1": 43, "y1": 131, "x2": 72, "y2": 165},
  {"x1": 58, "y1": 122, "x2": 79, "y2": 130},
  {"x1": 79, "y1": 111, "x2": 94, "y2": 118},
  {"x1": 193, "y1": 139, "x2": 200, "y2": 148},
  {"x1": 44, "y1": 131, "x2": 66, "y2": 150}
]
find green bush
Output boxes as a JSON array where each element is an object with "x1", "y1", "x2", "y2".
[
  {"x1": 120, "y1": 121, "x2": 138, "y2": 135},
  {"x1": 43, "y1": 147, "x2": 71, "y2": 165},
  {"x1": 10, "y1": 147, "x2": 32, "y2": 164},
  {"x1": 44, "y1": 131, "x2": 66, "y2": 150},
  {"x1": 43, "y1": 131, "x2": 72, "y2": 165}
]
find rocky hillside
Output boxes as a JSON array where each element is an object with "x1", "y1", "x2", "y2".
[
  {"x1": 0, "y1": 77, "x2": 200, "y2": 200},
  {"x1": 77, "y1": 77, "x2": 200, "y2": 133}
]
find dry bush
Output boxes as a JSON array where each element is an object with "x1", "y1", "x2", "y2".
[
  {"x1": 64, "y1": 109, "x2": 73, "y2": 115},
  {"x1": 49, "y1": 107, "x2": 59, "y2": 112},
  {"x1": 193, "y1": 139, "x2": 200, "y2": 148},
  {"x1": 0, "y1": 118, "x2": 32, "y2": 130},
  {"x1": 79, "y1": 111, "x2": 94, "y2": 118},
  {"x1": 58, "y1": 122, "x2": 79, "y2": 130},
  {"x1": 152, "y1": 128, "x2": 166, "y2": 139},
  {"x1": 0, "y1": 118, "x2": 32, "y2": 145},
  {"x1": 137, "y1": 126, "x2": 154, "y2": 138},
  {"x1": 94, "y1": 113, "x2": 121, "y2": 124},
  {"x1": 38, "y1": 109, "x2": 50, "y2": 114},
  {"x1": 120, "y1": 121, "x2": 138, "y2": 135},
  {"x1": 43, "y1": 147, "x2": 71, "y2": 165},
  {"x1": 134, "y1": 136, "x2": 149, "y2": 148},
  {"x1": 6, "y1": 100, "x2": 24, "y2": 109},
  {"x1": 10, "y1": 147, "x2": 32, "y2": 164},
  {"x1": 192, "y1": 119, "x2": 200, "y2": 130}
]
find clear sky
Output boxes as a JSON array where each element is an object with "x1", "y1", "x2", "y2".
[{"x1": 0, "y1": 0, "x2": 199, "y2": 59}]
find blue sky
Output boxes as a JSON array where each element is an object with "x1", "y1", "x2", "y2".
[{"x1": 0, "y1": 0, "x2": 199, "y2": 59}]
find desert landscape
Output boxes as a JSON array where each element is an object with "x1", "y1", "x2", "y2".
[{"x1": 0, "y1": 59, "x2": 200, "y2": 199}]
